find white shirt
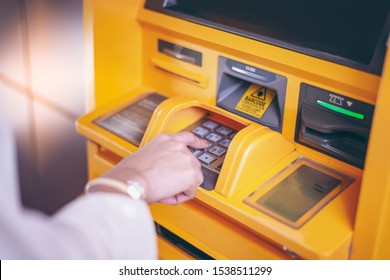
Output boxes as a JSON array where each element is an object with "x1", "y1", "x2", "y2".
[{"x1": 0, "y1": 110, "x2": 157, "y2": 259}]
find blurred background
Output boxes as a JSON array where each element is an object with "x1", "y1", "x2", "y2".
[{"x1": 0, "y1": 0, "x2": 87, "y2": 214}]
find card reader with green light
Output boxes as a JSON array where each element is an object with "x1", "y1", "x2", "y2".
[{"x1": 295, "y1": 83, "x2": 374, "y2": 168}]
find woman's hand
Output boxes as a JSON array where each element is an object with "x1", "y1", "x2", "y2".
[{"x1": 101, "y1": 131, "x2": 209, "y2": 204}]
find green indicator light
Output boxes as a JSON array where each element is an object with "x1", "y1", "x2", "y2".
[{"x1": 316, "y1": 100, "x2": 365, "y2": 120}]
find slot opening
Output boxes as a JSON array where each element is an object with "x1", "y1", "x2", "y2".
[{"x1": 216, "y1": 57, "x2": 287, "y2": 132}]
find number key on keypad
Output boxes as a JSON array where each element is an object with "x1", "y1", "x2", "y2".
[
  {"x1": 220, "y1": 138, "x2": 232, "y2": 148},
  {"x1": 206, "y1": 133, "x2": 223, "y2": 143},
  {"x1": 192, "y1": 126, "x2": 209, "y2": 138},
  {"x1": 208, "y1": 146, "x2": 226, "y2": 157},
  {"x1": 203, "y1": 120, "x2": 219, "y2": 130},
  {"x1": 216, "y1": 126, "x2": 233, "y2": 136},
  {"x1": 189, "y1": 148, "x2": 203, "y2": 157}
]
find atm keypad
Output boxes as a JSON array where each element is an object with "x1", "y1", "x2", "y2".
[{"x1": 183, "y1": 118, "x2": 238, "y2": 190}]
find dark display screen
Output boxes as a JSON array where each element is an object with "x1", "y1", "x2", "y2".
[{"x1": 146, "y1": 0, "x2": 390, "y2": 74}]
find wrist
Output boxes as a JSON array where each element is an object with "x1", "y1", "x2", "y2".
[
  {"x1": 103, "y1": 166, "x2": 152, "y2": 198},
  {"x1": 85, "y1": 177, "x2": 146, "y2": 200}
]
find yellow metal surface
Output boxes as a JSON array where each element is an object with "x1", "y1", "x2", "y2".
[
  {"x1": 157, "y1": 237, "x2": 195, "y2": 260},
  {"x1": 79, "y1": 0, "x2": 390, "y2": 259},
  {"x1": 84, "y1": 0, "x2": 144, "y2": 109},
  {"x1": 78, "y1": 93, "x2": 359, "y2": 259},
  {"x1": 151, "y1": 200, "x2": 289, "y2": 260},
  {"x1": 351, "y1": 51, "x2": 390, "y2": 259}
]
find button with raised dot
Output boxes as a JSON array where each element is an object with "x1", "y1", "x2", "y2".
[{"x1": 198, "y1": 153, "x2": 217, "y2": 165}]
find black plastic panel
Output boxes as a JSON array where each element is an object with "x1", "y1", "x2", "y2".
[
  {"x1": 156, "y1": 223, "x2": 214, "y2": 260},
  {"x1": 295, "y1": 83, "x2": 375, "y2": 168},
  {"x1": 145, "y1": 0, "x2": 390, "y2": 75}
]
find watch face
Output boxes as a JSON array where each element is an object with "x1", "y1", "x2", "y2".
[
  {"x1": 126, "y1": 182, "x2": 144, "y2": 200},
  {"x1": 127, "y1": 187, "x2": 141, "y2": 199}
]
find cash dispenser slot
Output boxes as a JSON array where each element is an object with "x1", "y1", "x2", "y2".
[
  {"x1": 295, "y1": 83, "x2": 374, "y2": 168},
  {"x1": 216, "y1": 57, "x2": 287, "y2": 132}
]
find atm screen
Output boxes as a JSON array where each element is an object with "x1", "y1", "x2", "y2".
[{"x1": 146, "y1": 0, "x2": 390, "y2": 74}]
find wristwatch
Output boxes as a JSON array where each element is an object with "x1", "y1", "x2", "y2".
[
  {"x1": 85, "y1": 178, "x2": 145, "y2": 200},
  {"x1": 126, "y1": 180, "x2": 145, "y2": 200}
]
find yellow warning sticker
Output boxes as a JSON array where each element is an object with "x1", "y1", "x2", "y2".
[{"x1": 235, "y1": 84, "x2": 276, "y2": 119}]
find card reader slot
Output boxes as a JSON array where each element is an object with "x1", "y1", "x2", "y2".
[
  {"x1": 151, "y1": 58, "x2": 208, "y2": 88},
  {"x1": 162, "y1": 48, "x2": 197, "y2": 64},
  {"x1": 299, "y1": 104, "x2": 369, "y2": 167},
  {"x1": 301, "y1": 104, "x2": 370, "y2": 136},
  {"x1": 302, "y1": 127, "x2": 367, "y2": 149},
  {"x1": 301, "y1": 127, "x2": 367, "y2": 164}
]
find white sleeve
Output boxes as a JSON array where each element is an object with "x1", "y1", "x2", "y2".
[
  {"x1": 0, "y1": 109, "x2": 157, "y2": 260},
  {"x1": 53, "y1": 193, "x2": 158, "y2": 259},
  {"x1": 0, "y1": 193, "x2": 158, "y2": 260}
]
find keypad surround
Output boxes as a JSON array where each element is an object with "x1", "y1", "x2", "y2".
[{"x1": 183, "y1": 118, "x2": 238, "y2": 190}]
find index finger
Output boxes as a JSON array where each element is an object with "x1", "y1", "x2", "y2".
[{"x1": 169, "y1": 131, "x2": 209, "y2": 149}]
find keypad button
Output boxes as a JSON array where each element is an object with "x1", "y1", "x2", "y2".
[
  {"x1": 208, "y1": 146, "x2": 226, "y2": 157},
  {"x1": 204, "y1": 141, "x2": 213, "y2": 149},
  {"x1": 216, "y1": 126, "x2": 233, "y2": 136},
  {"x1": 220, "y1": 139, "x2": 232, "y2": 148},
  {"x1": 198, "y1": 153, "x2": 217, "y2": 165},
  {"x1": 203, "y1": 120, "x2": 219, "y2": 130},
  {"x1": 192, "y1": 126, "x2": 209, "y2": 138},
  {"x1": 189, "y1": 148, "x2": 203, "y2": 157},
  {"x1": 206, "y1": 133, "x2": 223, "y2": 143}
]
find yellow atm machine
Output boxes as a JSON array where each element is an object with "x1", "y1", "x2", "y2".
[{"x1": 77, "y1": 0, "x2": 390, "y2": 259}]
